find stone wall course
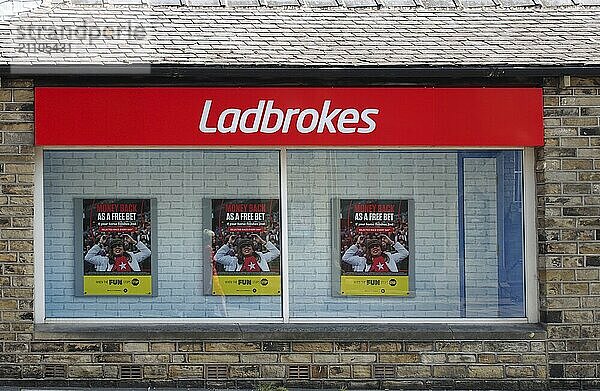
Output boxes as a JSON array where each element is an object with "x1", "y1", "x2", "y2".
[
  {"x1": 177, "y1": 342, "x2": 203, "y2": 352},
  {"x1": 150, "y1": 342, "x2": 176, "y2": 352},
  {"x1": 312, "y1": 353, "x2": 339, "y2": 363},
  {"x1": 279, "y1": 353, "x2": 312, "y2": 363},
  {"x1": 168, "y1": 364, "x2": 204, "y2": 379},
  {"x1": 187, "y1": 353, "x2": 240, "y2": 363},
  {"x1": 379, "y1": 353, "x2": 421, "y2": 363},
  {"x1": 396, "y1": 364, "x2": 431, "y2": 377},
  {"x1": 205, "y1": 342, "x2": 261, "y2": 352},
  {"x1": 143, "y1": 364, "x2": 169, "y2": 379}
]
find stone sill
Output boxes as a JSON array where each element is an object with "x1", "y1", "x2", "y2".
[{"x1": 34, "y1": 323, "x2": 546, "y2": 341}]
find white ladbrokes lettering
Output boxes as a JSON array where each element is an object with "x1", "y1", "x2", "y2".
[{"x1": 199, "y1": 100, "x2": 379, "y2": 134}]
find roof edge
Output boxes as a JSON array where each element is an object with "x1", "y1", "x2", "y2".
[{"x1": 2, "y1": 64, "x2": 600, "y2": 78}]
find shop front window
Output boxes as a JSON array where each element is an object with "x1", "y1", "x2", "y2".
[{"x1": 42, "y1": 149, "x2": 525, "y2": 320}]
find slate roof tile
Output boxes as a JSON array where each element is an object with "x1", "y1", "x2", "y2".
[{"x1": 2, "y1": 6, "x2": 600, "y2": 66}]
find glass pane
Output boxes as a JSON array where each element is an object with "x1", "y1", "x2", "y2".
[
  {"x1": 500, "y1": 151, "x2": 525, "y2": 317},
  {"x1": 43, "y1": 150, "x2": 281, "y2": 318},
  {"x1": 287, "y1": 150, "x2": 525, "y2": 319},
  {"x1": 463, "y1": 157, "x2": 499, "y2": 317},
  {"x1": 287, "y1": 150, "x2": 461, "y2": 318}
]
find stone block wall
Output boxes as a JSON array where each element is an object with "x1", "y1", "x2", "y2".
[
  {"x1": 538, "y1": 76, "x2": 600, "y2": 382},
  {"x1": 1, "y1": 75, "x2": 600, "y2": 388},
  {"x1": 8, "y1": 334, "x2": 549, "y2": 388},
  {"x1": 0, "y1": 77, "x2": 35, "y2": 380}
]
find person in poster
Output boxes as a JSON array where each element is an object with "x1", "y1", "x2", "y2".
[
  {"x1": 342, "y1": 234, "x2": 408, "y2": 273},
  {"x1": 214, "y1": 234, "x2": 279, "y2": 272},
  {"x1": 85, "y1": 234, "x2": 151, "y2": 272}
]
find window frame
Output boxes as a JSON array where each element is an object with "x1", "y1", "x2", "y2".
[{"x1": 33, "y1": 146, "x2": 538, "y2": 324}]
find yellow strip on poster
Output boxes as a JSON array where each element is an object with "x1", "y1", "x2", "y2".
[
  {"x1": 341, "y1": 275, "x2": 410, "y2": 296},
  {"x1": 84, "y1": 275, "x2": 152, "y2": 296},
  {"x1": 212, "y1": 275, "x2": 281, "y2": 296}
]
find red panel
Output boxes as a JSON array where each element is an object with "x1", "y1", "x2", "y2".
[{"x1": 34, "y1": 87, "x2": 543, "y2": 147}]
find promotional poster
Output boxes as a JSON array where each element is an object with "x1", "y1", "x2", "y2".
[
  {"x1": 209, "y1": 199, "x2": 281, "y2": 295},
  {"x1": 82, "y1": 199, "x2": 153, "y2": 295},
  {"x1": 339, "y1": 199, "x2": 411, "y2": 296}
]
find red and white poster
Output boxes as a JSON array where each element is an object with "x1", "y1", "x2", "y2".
[
  {"x1": 339, "y1": 199, "x2": 411, "y2": 296},
  {"x1": 81, "y1": 198, "x2": 153, "y2": 295},
  {"x1": 209, "y1": 199, "x2": 281, "y2": 295}
]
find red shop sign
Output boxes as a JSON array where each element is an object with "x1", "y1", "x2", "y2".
[{"x1": 35, "y1": 87, "x2": 543, "y2": 147}]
